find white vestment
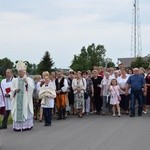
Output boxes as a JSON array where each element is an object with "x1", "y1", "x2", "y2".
[
  {"x1": 11, "y1": 76, "x2": 34, "y2": 130},
  {"x1": 1, "y1": 78, "x2": 14, "y2": 110}
]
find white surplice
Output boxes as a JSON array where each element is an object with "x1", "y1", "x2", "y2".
[{"x1": 1, "y1": 78, "x2": 14, "y2": 110}]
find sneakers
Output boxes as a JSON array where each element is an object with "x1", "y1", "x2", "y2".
[
  {"x1": 118, "y1": 114, "x2": 121, "y2": 117},
  {"x1": 113, "y1": 114, "x2": 116, "y2": 117},
  {"x1": 142, "y1": 111, "x2": 147, "y2": 114},
  {"x1": 113, "y1": 114, "x2": 121, "y2": 117}
]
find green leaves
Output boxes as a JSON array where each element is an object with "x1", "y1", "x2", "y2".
[
  {"x1": 37, "y1": 51, "x2": 54, "y2": 74},
  {"x1": 131, "y1": 57, "x2": 150, "y2": 69},
  {"x1": 70, "y1": 43, "x2": 106, "y2": 71},
  {"x1": 0, "y1": 58, "x2": 14, "y2": 76}
]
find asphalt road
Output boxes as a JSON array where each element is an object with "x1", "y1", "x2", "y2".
[{"x1": 0, "y1": 113, "x2": 150, "y2": 150}]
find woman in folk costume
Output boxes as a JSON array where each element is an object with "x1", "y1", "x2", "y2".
[
  {"x1": 10, "y1": 61, "x2": 34, "y2": 131},
  {"x1": 39, "y1": 75, "x2": 56, "y2": 126},
  {"x1": 0, "y1": 69, "x2": 15, "y2": 130}
]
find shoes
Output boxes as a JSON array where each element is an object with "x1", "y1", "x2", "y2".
[
  {"x1": 0, "y1": 126, "x2": 7, "y2": 130},
  {"x1": 142, "y1": 111, "x2": 147, "y2": 114},
  {"x1": 44, "y1": 123, "x2": 51, "y2": 126},
  {"x1": 125, "y1": 111, "x2": 129, "y2": 115},
  {"x1": 138, "y1": 113, "x2": 142, "y2": 117},
  {"x1": 118, "y1": 114, "x2": 121, "y2": 117},
  {"x1": 130, "y1": 114, "x2": 135, "y2": 117},
  {"x1": 97, "y1": 111, "x2": 101, "y2": 115},
  {"x1": 86, "y1": 113, "x2": 89, "y2": 116},
  {"x1": 113, "y1": 114, "x2": 116, "y2": 117},
  {"x1": 63, "y1": 116, "x2": 66, "y2": 120},
  {"x1": 102, "y1": 112, "x2": 106, "y2": 116}
]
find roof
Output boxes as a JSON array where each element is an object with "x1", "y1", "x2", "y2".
[
  {"x1": 118, "y1": 57, "x2": 136, "y2": 67},
  {"x1": 118, "y1": 54, "x2": 150, "y2": 67}
]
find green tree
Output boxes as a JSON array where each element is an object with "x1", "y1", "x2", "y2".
[
  {"x1": 32, "y1": 63, "x2": 38, "y2": 75},
  {"x1": 131, "y1": 57, "x2": 150, "y2": 69},
  {"x1": 107, "y1": 62, "x2": 115, "y2": 68},
  {"x1": 0, "y1": 57, "x2": 14, "y2": 76},
  {"x1": 70, "y1": 43, "x2": 106, "y2": 71},
  {"x1": 37, "y1": 51, "x2": 54, "y2": 74}
]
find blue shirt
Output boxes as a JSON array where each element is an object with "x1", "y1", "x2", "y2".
[{"x1": 127, "y1": 74, "x2": 146, "y2": 92}]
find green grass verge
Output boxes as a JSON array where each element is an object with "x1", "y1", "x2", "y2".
[{"x1": 0, "y1": 115, "x2": 13, "y2": 125}]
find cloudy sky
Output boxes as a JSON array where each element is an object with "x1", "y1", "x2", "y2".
[{"x1": 0, "y1": 0, "x2": 150, "y2": 68}]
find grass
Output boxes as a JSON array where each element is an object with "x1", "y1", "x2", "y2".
[{"x1": 0, "y1": 115, "x2": 13, "y2": 125}]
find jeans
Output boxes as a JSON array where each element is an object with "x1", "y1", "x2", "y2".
[
  {"x1": 85, "y1": 96, "x2": 91, "y2": 113},
  {"x1": 130, "y1": 91, "x2": 143, "y2": 115}
]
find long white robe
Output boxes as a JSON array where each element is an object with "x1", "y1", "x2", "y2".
[
  {"x1": 1, "y1": 78, "x2": 15, "y2": 110},
  {"x1": 11, "y1": 76, "x2": 34, "y2": 130},
  {"x1": 0, "y1": 85, "x2": 5, "y2": 108}
]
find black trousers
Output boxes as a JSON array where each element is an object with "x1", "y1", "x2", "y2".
[
  {"x1": 1, "y1": 110, "x2": 11, "y2": 127},
  {"x1": 94, "y1": 95, "x2": 103, "y2": 112},
  {"x1": 43, "y1": 108, "x2": 52, "y2": 125},
  {"x1": 120, "y1": 94, "x2": 129, "y2": 111}
]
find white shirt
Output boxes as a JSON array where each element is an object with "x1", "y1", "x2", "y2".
[
  {"x1": 117, "y1": 74, "x2": 130, "y2": 95},
  {"x1": 58, "y1": 78, "x2": 68, "y2": 92}
]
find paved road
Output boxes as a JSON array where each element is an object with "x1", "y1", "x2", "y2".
[{"x1": 1, "y1": 113, "x2": 150, "y2": 150}]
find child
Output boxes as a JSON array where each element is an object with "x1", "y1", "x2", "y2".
[
  {"x1": 110, "y1": 79, "x2": 124, "y2": 117},
  {"x1": 39, "y1": 75, "x2": 56, "y2": 126}
]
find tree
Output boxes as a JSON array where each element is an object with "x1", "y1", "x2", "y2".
[
  {"x1": 37, "y1": 51, "x2": 54, "y2": 74},
  {"x1": 107, "y1": 62, "x2": 115, "y2": 68},
  {"x1": 131, "y1": 57, "x2": 150, "y2": 69},
  {"x1": 70, "y1": 43, "x2": 106, "y2": 71},
  {"x1": 0, "y1": 57, "x2": 14, "y2": 76}
]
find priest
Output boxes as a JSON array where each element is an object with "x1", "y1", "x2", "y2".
[{"x1": 11, "y1": 61, "x2": 34, "y2": 131}]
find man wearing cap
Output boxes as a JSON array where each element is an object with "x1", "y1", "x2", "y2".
[
  {"x1": 126, "y1": 68, "x2": 146, "y2": 117},
  {"x1": 11, "y1": 61, "x2": 34, "y2": 131}
]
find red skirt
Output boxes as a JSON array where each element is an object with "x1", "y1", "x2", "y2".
[{"x1": 0, "y1": 107, "x2": 6, "y2": 115}]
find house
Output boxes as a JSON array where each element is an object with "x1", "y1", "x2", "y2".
[{"x1": 118, "y1": 54, "x2": 150, "y2": 68}]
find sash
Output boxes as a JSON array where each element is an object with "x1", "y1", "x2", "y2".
[{"x1": 16, "y1": 79, "x2": 24, "y2": 122}]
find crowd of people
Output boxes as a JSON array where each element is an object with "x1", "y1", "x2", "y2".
[{"x1": 0, "y1": 61, "x2": 150, "y2": 132}]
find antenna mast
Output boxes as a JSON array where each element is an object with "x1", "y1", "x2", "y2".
[{"x1": 131, "y1": 0, "x2": 142, "y2": 57}]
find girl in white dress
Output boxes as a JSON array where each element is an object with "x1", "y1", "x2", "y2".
[{"x1": 110, "y1": 79, "x2": 125, "y2": 117}]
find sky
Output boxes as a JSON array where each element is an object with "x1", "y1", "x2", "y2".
[{"x1": 0, "y1": 0, "x2": 150, "y2": 68}]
